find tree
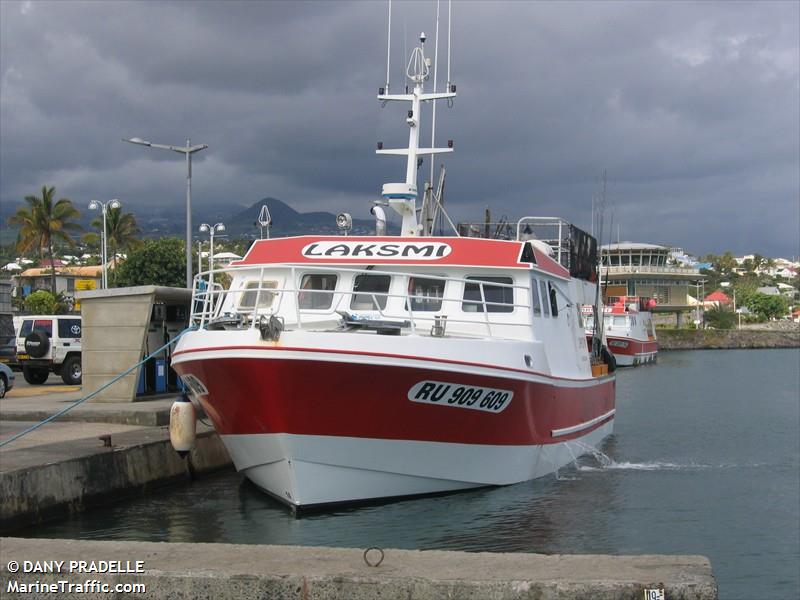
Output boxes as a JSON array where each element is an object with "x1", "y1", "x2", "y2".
[
  {"x1": 8, "y1": 186, "x2": 82, "y2": 294},
  {"x1": 746, "y1": 293, "x2": 789, "y2": 321},
  {"x1": 703, "y1": 305, "x2": 736, "y2": 329},
  {"x1": 23, "y1": 290, "x2": 59, "y2": 315},
  {"x1": 84, "y1": 206, "x2": 142, "y2": 286},
  {"x1": 115, "y1": 237, "x2": 185, "y2": 288},
  {"x1": 712, "y1": 251, "x2": 738, "y2": 276}
]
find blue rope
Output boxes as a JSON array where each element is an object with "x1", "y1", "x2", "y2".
[{"x1": 0, "y1": 325, "x2": 197, "y2": 449}]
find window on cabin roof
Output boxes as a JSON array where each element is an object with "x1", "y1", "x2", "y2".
[
  {"x1": 406, "y1": 277, "x2": 445, "y2": 312},
  {"x1": 351, "y1": 274, "x2": 390, "y2": 310},
  {"x1": 239, "y1": 280, "x2": 278, "y2": 310},
  {"x1": 299, "y1": 274, "x2": 338, "y2": 310},
  {"x1": 462, "y1": 277, "x2": 514, "y2": 313}
]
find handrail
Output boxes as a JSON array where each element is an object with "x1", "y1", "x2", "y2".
[{"x1": 191, "y1": 262, "x2": 535, "y2": 340}]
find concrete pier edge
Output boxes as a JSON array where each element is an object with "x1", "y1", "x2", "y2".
[
  {"x1": 1, "y1": 430, "x2": 231, "y2": 533},
  {"x1": 0, "y1": 537, "x2": 718, "y2": 599}
]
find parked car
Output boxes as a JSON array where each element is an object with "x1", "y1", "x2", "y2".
[
  {"x1": 0, "y1": 362, "x2": 14, "y2": 398},
  {"x1": 0, "y1": 313, "x2": 16, "y2": 370},
  {"x1": 15, "y1": 315, "x2": 82, "y2": 385}
]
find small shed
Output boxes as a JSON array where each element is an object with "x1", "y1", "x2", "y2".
[{"x1": 77, "y1": 286, "x2": 191, "y2": 402}]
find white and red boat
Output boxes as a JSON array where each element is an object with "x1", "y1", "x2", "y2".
[
  {"x1": 171, "y1": 29, "x2": 616, "y2": 510},
  {"x1": 583, "y1": 297, "x2": 658, "y2": 366}
]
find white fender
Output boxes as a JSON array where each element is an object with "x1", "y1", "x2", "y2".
[{"x1": 169, "y1": 400, "x2": 197, "y2": 457}]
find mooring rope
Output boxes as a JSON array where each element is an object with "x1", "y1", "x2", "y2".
[{"x1": 0, "y1": 325, "x2": 197, "y2": 449}]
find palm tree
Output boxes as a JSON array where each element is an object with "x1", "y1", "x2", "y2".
[
  {"x1": 8, "y1": 186, "x2": 82, "y2": 294},
  {"x1": 87, "y1": 206, "x2": 141, "y2": 286}
]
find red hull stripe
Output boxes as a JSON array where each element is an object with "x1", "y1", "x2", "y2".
[
  {"x1": 173, "y1": 357, "x2": 615, "y2": 445},
  {"x1": 173, "y1": 344, "x2": 607, "y2": 384}
]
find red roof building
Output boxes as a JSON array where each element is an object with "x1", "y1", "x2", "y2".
[{"x1": 704, "y1": 290, "x2": 732, "y2": 305}]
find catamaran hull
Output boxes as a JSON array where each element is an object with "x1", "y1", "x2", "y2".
[{"x1": 172, "y1": 352, "x2": 615, "y2": 508}]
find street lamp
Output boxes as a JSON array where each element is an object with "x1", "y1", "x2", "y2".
[
  {"x1": 199, "y1": 223, "x2": 225, "y2": 290},
  {"x1": 88, "y1": 199, "x2": 122, "y2": 289},
  {"x1": 123, "y1": 136, "x2": 208, "y2": 288},
  {"x1": 720, "y1": 281, "x2": 740, "y2": 329}
]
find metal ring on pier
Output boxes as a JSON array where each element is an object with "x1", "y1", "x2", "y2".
[{"x1": 363, "y1": 547, "x2": 385, "y2": 567}]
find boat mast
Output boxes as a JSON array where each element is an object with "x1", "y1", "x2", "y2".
[{"x1": 377, "y1": 12, "x2": 456, "y2": 237}]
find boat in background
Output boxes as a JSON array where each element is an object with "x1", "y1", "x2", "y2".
[
  {"x1": 171, "y1": 16, "x2": 616, "y2": 511},
  {"x1": 583, "y1": 296, "x2": 658, "y2": 366}
]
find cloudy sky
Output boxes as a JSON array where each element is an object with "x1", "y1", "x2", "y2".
[{"x1": 1, "y1": 0, "x2": 798, "y2": 257}]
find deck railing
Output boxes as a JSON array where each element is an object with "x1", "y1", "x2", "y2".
[{"x1": 190, "y1": 264, "x2": 533, "y2": 340}]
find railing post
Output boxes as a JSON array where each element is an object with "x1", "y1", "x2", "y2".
[
  {"x1": 478, "y1": 282, "x2": 492, "y2": 337},
  {"x1": 406, "y1": 277, "x2": 417, "y2": 335},
  {"x1": 293, "y1": 266, "x2": 302, "y2": 330}
]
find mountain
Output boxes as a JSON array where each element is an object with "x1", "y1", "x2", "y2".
[
  {"x1": 221, "y1": 198, "x2": 388, "y2": 237},
  {"x1": 1, "y1": 197, "x2": 391, "y2": 244}
]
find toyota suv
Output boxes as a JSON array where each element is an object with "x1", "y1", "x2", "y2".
[{"x1": 16, "y1": 315, "x2": 82, "y2": 385}]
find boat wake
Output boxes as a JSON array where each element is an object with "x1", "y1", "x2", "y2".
[{"x1": 561, "y1": 440, "x2": 755, "y2": 473}]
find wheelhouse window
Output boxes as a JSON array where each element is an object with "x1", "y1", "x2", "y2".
[
  {"x1": 239, "y1": 280, "x2": 278, "y2": 310},
  {"x1": 612, "y1": 315, "x2": 627, "y2": 327},
  {"x1": 531, "y1": 277, "x2": 542, "y2": 316},
  {"x1": 539, "y1": 280, "x2": 550, "y2": 317},
  {"x1": 548, "y1": 282, "x2": 559, "y2": 317},
  {"x1": 351, "y1": 274, "x2": 391, "y2": 310},
  {"x1": 406, "y1": 277, "x2": 445, "y2": 312},
  {"x1": 462, "y1": 277, "x2": 514, "y2": 313},
  {"x1": 299, "y1": 274, "x2": 338, "y2": 310}
]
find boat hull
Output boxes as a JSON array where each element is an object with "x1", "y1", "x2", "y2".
[
  {"x1": 173, "y1": 351, "x2": 615, "y2": 508},
  {"x1": 606, "y1": 336, "x2": 658, "y2": 366}
]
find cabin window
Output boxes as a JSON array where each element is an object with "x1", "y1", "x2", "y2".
[
  {"x1": 531, "y1": 278, "x2": 542, "y2": 316},
  {"x1": 239, "y1": 280, "x2": 278, "y2": 310},
  {"x1": 299, "y1": 274, "x2": 338, "y2": 310},
  {"x1": 462, "y1": 277, "x2": 514, "y2": 313},
  {"x1": 548, "y1": 282, "x2": 559, "y2": 317},
  {"x1": 612, "y1": 315, "x2": 627, "y2": 327},
  {"x1": 584, "y1": 314, "x2": 594, "y2": 329},
  {"x1": 351, "y1": 274, "x2": 391, "y2": 310},
  {"x1": 539, "y1": 280, "x2": 550, "y2": 317},
  {"x1": 406, "y1": 277, "x2": 445, "y2": 312}
]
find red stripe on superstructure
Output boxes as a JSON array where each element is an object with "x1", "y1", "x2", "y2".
[
  {"x1": 172, "y1": 357, "x2": 615, "y2": 445},
  {"x1": 172, "y1": 344, "x2": 604, "y2": 383},
  {"x1": 230, "y1": 235, "x2": 570, "y2": 274}
]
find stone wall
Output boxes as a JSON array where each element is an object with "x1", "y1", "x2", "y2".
[{"x1": 658, "y1": 328, "x2": 800, "y2": 350}]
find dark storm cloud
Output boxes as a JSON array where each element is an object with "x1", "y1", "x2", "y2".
[{"x1": 1, "y1": 0, "x2": 797, "y2": 257}]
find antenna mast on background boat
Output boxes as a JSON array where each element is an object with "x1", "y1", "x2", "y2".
[{"x1": 377, "y1": 0, "x2": 457, "y2": 237}]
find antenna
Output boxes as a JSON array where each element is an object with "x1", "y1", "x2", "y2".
[
  {"x1": 257, "y1": 204, "x2": 272, "y2": 239},
  {"x1": 385, "y1": 0, "x2": 392, "y2": 94},
  {"x1": 429, "y1": 0, "x2": 440, "y2": 188}
]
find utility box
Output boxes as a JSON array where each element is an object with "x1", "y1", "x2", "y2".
[{"x1": 77, "y1": 285, "x2": 191, "y2": 402}]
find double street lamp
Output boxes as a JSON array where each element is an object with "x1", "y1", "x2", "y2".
[
  {"x1": 88, "y1": 199, "x2": 122, "y2": 290},
  {"x1": 123, "y1": 136, "x2": 208, "y2": 288},
  {"x1": 199, "y1": 222, "x2": 225, "y2": 290}
]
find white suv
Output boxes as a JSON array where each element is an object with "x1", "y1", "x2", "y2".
[{"x1": 16, "y1": 315, "x2": 82, "y2": 385}]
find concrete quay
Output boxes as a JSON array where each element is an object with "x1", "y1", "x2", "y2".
[
  {"x1": 0, "y1": 390, "x2": 231, "y2": 533},
  {"x1": 0, "y1": 537, "x2": 718, "y2": 599}
]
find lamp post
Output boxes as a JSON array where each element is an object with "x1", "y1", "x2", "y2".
[
  {"x1": 88, "y1": 199, "x2": 121, "y2": 289},
  {"x1": 199, "y1": 223, "x2": 225, "y2": 290},
  {"x1": 123, "y1": 136, "x2": 208, "y2": 288}
]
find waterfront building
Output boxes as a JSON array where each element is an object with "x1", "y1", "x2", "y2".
[{"x1": 600, "y1": 242, "x2": 700, "y2": 325}]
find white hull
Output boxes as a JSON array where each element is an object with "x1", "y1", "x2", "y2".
[{"x1": 222, "y1": 421, "x2": 614, "y2": 508}]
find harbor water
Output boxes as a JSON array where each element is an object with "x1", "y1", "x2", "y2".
[{"x1": 22, "y1": 349, "x2": 800, "y2": 600}]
